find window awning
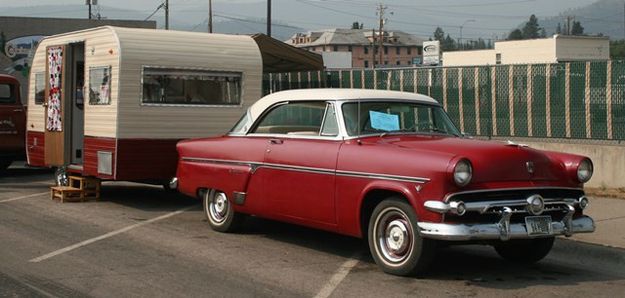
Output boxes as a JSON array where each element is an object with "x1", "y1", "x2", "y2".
[{"x1": 251, "y1": 34, "x2": 324, "y2": 73}]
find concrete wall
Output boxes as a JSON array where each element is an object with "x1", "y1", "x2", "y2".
[
  {"x1": 495, "y1": 38, "x2": 557, "y2": 64},
  {"x1": 442, "y1": 49, "x2": 496, "y2": 66},
  {"x1": 555, "y1": 35, "x2": 610, "y2": 61},
  {"x1": 503, "y1": 138, "x2": 625, "y2": 189}
]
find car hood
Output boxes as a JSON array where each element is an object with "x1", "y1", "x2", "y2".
[{"x1": 360, "y1": 135, "x2": 563, "y2": 183}]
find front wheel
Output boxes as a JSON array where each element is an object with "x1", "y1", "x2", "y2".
[
  {"x1": 203, "y1": 190, "x2": 246, "y2": 233},
  {"x1": 368, "y1": 197, "x2": 436, "y2": 276},
  {"x1": 494, "y1": 237, "x2": 555, "y2": 263}
]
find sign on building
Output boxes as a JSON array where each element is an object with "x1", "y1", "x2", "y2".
[{"x1": 422, "y1": 40, "x2": 440, "y2": 66}]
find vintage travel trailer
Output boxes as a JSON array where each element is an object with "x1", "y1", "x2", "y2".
[{"x1": 26, "y1": 26, "x2": 263, "y2": 184}]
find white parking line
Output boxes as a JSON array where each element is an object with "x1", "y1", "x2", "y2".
[
  {"x1": 0, "y1": 192, "x2": 48, "y2": 203},
  {"x1": 313, "y1": 255, "x2": 360, "y2": 298},
  {"x1": 29, "y1": 205, "x2": 195, "y2": 263}
]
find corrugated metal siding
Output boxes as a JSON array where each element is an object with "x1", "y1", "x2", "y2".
[
  {"x1": 26, "y1": 27, "x2": 120, "y2": 138},
  {"x1": 113, "y1": 27, "x2": 263, "y2": 139}
]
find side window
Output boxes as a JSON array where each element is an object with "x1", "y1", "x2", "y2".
[
  {"x1": 34, "y1": 73, "x2": 45, "y2": 105},
  {"x1": 252, "y1": 102, "x2": 326, "y2": 135},
  {"x1": 0, "y1": 84, "x2": 14, "y2": 104},
  {"x1": 89, "y1": 66, "x2": 112, "y2": 105},
  {"x1": 142, "y1": 67, "x2": 241, "y2": 106},
  {"x1": 321, "y1": 103, "x2": 339, "y2": 136}
]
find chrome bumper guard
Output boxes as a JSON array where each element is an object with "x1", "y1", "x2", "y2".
[
  {"x1": 168, "y1": 177, "x2": 178, "y2": 190},
  {"x1": 417, "y1": 216, "x2": 595, "y2": 241}
]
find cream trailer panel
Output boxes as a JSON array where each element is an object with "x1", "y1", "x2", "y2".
[{"x1": 113, "y1": 27, "x2": 263, "y2": 139}]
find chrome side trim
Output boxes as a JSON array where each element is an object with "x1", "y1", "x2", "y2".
[
  {"x1": 335, "y1": 170, "x2": 429, "y2": 183},
  {"x1": 180, "y1": 157, "x2": 429, "y2": 183},
  {"x1": 444, "y1": 186, "x2": 584, "y2": 202},
  {"x1": 417, "y1": 216, "x2": 595, "y2": 241}
]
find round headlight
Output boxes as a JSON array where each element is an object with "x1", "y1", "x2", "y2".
[
  {"x1": 453, "y1": 160, "x2": 472, "y2": 187},
  {"x1": 577, "y1": 159, "x2": 593, "y2": 183}
]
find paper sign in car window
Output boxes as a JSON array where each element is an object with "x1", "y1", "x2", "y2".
[{"x1": 369, "y1": 111, "x2": 400, "y2": 131}]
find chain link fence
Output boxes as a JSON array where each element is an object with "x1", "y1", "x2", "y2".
[{"x1": 263, "y1": 61, "x2": 625, "y2": 141}]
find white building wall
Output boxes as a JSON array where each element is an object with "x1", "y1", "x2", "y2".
[{"x1": 442, "y1": 50, "x2": 496, "y2": 66}]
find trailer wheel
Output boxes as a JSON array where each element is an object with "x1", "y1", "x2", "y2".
[
  {"x1": 55, "y1": 167, "x2": 69, "y2": 186},
  {"x1": 0, "y1": 159, "x2": 11, "y2": 171},
  {"x1": 203, "y1": 190, "x2": 246, "y2": 233}
]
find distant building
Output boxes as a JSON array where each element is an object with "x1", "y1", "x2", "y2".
[
  {"x1": 0, "y1": 16, "x2": 156, "y2": 95},
  {"x1": 286, "y1": 28, "x2": 424, "y2": 69},
  {"x1": 443, "y1": 35, "x2": 610, "y2": 67}
]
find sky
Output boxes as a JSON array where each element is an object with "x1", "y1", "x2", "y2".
[{"x1": 0, "y1": 0, "x2": 605, "y2": 40}]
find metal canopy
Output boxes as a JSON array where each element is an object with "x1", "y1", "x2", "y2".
[{"x1": 251, "y1": 33, "x2": 324, "y2": 73}]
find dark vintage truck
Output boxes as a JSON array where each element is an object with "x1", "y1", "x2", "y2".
[{"x1": 0, "y1": 74, "x2": 26, "y2": 171}]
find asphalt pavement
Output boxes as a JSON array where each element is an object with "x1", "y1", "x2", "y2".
[{"x1": 2, "y1": 163, "x2": 625, "y2": 297}]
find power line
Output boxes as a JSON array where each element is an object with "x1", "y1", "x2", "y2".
[{"x1": 145, "y1": 2, "x2": 165, "y2": 21}]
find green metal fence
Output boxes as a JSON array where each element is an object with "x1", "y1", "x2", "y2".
[{"x1": 262, "y1": 61, "x2": 625, "y2": 141}]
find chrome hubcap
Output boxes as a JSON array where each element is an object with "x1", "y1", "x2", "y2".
[
  {"x1": 208, "y1": 192, "x2": 229, "y2": 224},
  {"x1": 376, "y1": 208, "x2": 413, "y2": 264}
]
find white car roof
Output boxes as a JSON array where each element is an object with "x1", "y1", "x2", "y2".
[{"x1": 249, "y1": 88, "x2": 440, "y2": 119}]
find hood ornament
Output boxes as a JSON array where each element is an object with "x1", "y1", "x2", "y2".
[{"x1": 526, "y1": 161, "x2": 535, "y2": 174}]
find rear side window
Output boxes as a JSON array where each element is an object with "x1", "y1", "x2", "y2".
[
  {"x1": 0, "y1": 84, "x2": 15, "y2": 104},
  {"x1": 252, "y1": 102, "x2": 326, "y2": 135}
]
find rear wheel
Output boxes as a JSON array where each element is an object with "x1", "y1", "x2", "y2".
[
  {"x1": 203, "y1": 190, "x2": 246, "y2": 233},
  {"x1": 494, "y1": 237, "x2": 555, "y2": 263},
  {"x1": 368, "y1": 197, "x2": 435, "y2": 276}
]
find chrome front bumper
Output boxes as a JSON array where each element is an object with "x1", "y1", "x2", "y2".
[{"x1": 418, "y1": 216, "x2": 595, "y2": 241}]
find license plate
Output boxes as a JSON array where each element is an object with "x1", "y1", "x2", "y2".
[{"x1": 525, "y1": 216, "x2": 553, "y2": 235}]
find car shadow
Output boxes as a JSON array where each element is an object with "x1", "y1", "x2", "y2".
[
  {"x1": 237, "y1": 217, "x2": 625, "y2": 288},
  {"x1": 99, "y1": 182, "x2": 199, "y2": 212}
]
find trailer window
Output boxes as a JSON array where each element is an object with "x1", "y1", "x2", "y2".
[
  {"x1": 35, "y1": 73, "x2": 45, "y2": 105},
  {"x1": 89, "y1": 66, "x2": 112, "y2": 105},
  {"x1": 142, "y1": 67, "x2": 242, "y2": 106}
]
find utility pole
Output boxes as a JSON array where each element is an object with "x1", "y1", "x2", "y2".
[
  {"x1": 86, "y1": 0, "x2": 92, "y2": 19},
  {"x1": 165, "y1": 0, "x2": 170, "y2": 30},
  {"x1": 267, "y1": 0, "x2": 272, "y2": 37},
  {"x1": 208, "y1": 0, "x2": 213, "y2": 33},
  {"x1": 371, "y1": 28, "x2": 375, "y2": 69},
  {"x1": 377, "y1": 3, "x2": 387, "y2": 68},
  {"x1": 566, "y1": 15, "x2": 574, "y2": 35}
]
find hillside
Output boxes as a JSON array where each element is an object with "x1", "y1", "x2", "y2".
[{"x1": 540, "y1": 0, "x2": 624, "y2": 39}]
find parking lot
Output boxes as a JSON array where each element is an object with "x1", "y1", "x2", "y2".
[{"x1": 2, "y1": 164, "x2": 625, "y2": 297}]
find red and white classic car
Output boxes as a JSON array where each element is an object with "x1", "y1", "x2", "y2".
[{"x1": 174, "y1": 89, "x2": 595, "y2": 276}]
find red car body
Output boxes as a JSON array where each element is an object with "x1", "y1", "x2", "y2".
[
  {"x1": 0, "y1": 75, "x2": 26, "y2": 170},
  {"x1": 175, "y1": 89, "x2": 594, "y2": 275}
]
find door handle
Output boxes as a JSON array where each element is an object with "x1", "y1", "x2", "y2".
[
  {"x1": 269, "y1": 139, "x2": 283, "y2": 145},
  {"x1": 13, "y1": 109, "x2": 23, "y2": 112}
]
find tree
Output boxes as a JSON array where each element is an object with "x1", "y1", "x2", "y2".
[
  {"x1": 433, "y1": 27, "x2": 445, "y2": 41},
  {"x1": 351, "y1": 22, "x2": 363, "y2": 29},
  {"x1": 522, "y1": 14, "x2": 541, "y2": 39},
  {"x1": 508, "y1": 29, "x2": 524, "y2": 40},
  {"x1": 540, "y1": 28, "x2": 547, "y2": 38},
  {"x1": 571, "y1": 21, "x2": 584, "y2": 35},
  {"x1": 556, "y1": 23, "x2": 562, "y2": 34},
  {"x1": 442, "y1": 34, "x2": 457, "y2": 51}
]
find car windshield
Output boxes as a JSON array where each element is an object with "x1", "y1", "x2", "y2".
[{"x1": 341, "y1": 101, "x2": 461, "y2": 137}]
